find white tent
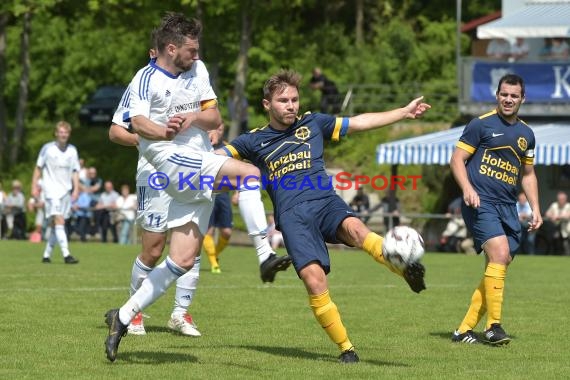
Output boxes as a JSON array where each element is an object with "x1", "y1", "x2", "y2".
[
  {"x1": 477, "y1": 3, "x2": 570, "y2": 39},
  {"x1": 376, "y1": 123, "x2": 570, "y2": 165}
]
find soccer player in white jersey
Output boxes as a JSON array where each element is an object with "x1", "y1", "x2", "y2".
[
  {"x1": 110, "y1": 81, "x2": 201, "y2": 337},
  {"x1": 104, "y1": 13, "x2": 289, "y2": 362},
  {"x1": 31, "y1": 121, "x2": 80, "y2": 264}
]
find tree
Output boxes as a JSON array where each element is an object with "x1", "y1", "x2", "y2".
[
  {"x1": 0, "y1": 12, "x2": 9, "y2": 168},
  {"x1": 228, "y1": 4, "x2": 251, "y2": 141},
  {"x1": 10, "y1": 10, "x2": 30, "y2": 165}
]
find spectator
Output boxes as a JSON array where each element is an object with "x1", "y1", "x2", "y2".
[
  {"x1": 78, "y1": 158, "x2": 88, "y2": 184},
  {"x1": 4, "y1": 180, "x2": 27, "y2": 240},
  {"x1": 548, "y1": 38, "x2": 569, "y2": 61},
  {"x1": 115, "y1": 184, "x2": 137, "y2": 245},
  {"x1": 437, "y1": 196, "x2": 469, "y2": 253},
  {"x1": 539, "y1": 38, "x2": 553, "y2": 58},
  {"x1": 510, "y1": 38, "x2": 529, "y2": 61},
  {"x1": 96, "y1": 180, "x2": 120, "y2": 243},
  {"x1": 349, "y1": 188, "x2": 371, "y2": 224},
  {"x1": 486, "y1": 38, "x2": 511, "y2": 60},
  {"x1": 516, "y1": 192, "x2": 536, "y2": 255},
  {"x1": 379, "y1": 190, "x2": 400, "y2": 231},
  {"x1": 82, "y1": 166, "x2": 103, "y2": 236},
  {"x1": 27, "y1": 180, "x2": 45, "y2": 243},
  {"x1": 309, "y1": 67, "x2": 341, "y2": 114},
  {"x1": 544, "y1": 190, "x2": 570, "y2": 255},
  {"x1": 72, "y1": 190, "x2": 93, "y2": 242}
]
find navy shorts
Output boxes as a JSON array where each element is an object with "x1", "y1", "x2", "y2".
[
  {"x1": 461, "y1": 200, "x2": 521, "y2": 256},
  {"x1": 208, "y1": 193, "x2": 233, "y2": 228},
  {"x1": 277, "y1": 196, "x2": 356, "y2": 275}
]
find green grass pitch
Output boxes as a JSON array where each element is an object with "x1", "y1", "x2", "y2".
[{"x1": 1, "y1": 240, "x2": 569, "y2": 379}]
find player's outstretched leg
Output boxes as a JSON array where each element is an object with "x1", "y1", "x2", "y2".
[{"x1": 362, "y1": 231, "x2": 426, "y2": 292}]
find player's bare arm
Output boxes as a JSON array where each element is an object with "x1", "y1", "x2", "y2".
[
  {"x1": 520, "y1": 164, "x2": 542, "y2": 231},
  {"x1": 31, "y1": 166, "x2": 41, "y2": 199},
  {"x1": 109, "y1": 123, "x2": 139, "y2": 147},
  {"x1": 131, "y1": 115, "x2": 178, "y2": 140},
  {"x1": 71, "y1": 171, "x2": 80, "y2": 202},
  {"x1": 174, "y1": 102, "x2": 222, "y2": 133},
  {"x1": 346, "y1": 96, "x2": 431, "y2": 134},
  {"x1": 450, "y1": 147, "x2": 480, "y2": 208}
]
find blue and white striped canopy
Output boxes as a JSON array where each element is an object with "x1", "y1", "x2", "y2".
[
  {"x1": 477, "y1": 3, "x2": 570, "y2": 39},
  {"x1": 376, "y1": 123, "x2": 570, "y2": 166}
]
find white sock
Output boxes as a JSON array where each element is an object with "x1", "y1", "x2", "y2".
[
  {"x1": 119, "y1": 256, "x2": 186, "y2": 325},
  {"x1": 172, "y1": 256, "x2": 200, "y2": 317},
  {"x1": 130, "y1": 256, "x2": 153, "y2": 296},
  {"x1": 238, "y1": 186, "x2": 274, "y2": 264},
  {"x1": 238, "y1": 186, "x2": 269, "y2": 235},
  {"x1": 253, "y1": 235, "x2": 273, "y2": 264},
  {"x1": 43, "y1": 229, "x2": 57, "y2": 258},
  {"x1": 54, "y1": 225, "x2": 70, "y2": 257}
]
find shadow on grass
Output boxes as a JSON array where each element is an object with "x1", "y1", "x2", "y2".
[
  {"x1": 116, "y1": 350, "x2": 198, "y2": 364},
  {"x1": 239, "y1": 345, "x2": 409, "y2": 367}
]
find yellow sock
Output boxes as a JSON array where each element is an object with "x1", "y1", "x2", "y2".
[
  {"x1": 362, "y1": 232, "x2": 402, "y2": 276},
  {"x1": 309, "y1": 290, "x2": 353, "y2": 352},
  {"x1": 203, "y1": 234, "x2": 218, "y2": 268},
  {"x1": 215, "y1": 236, "x2": 229, "y2": 258},
  {"x1": 458, "y1": 278, "x2": 487, "y2": 333},
  {"x1": 484, "y1": 263, "x2": 506, "y2": 329}
]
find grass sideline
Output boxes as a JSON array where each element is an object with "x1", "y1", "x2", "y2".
[{"x1": 1, "y1": 240, "x2": 569, "y2": 379}]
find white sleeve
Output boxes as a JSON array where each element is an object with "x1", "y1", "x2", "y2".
[
  {"x1": 125, "y1": 70, "x2": 153, "y2": 121},
  {"x1": 36, "y1": 143, "x2": 49, "y2": 168}
]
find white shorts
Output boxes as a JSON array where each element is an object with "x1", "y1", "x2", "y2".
[
  {"x1": 147, "y1": 147, "x2": 229, "y2": 233},
  {"x1": 149, "y1": 147, "x2": 230, "y2": 203},
  {"x1": 44, "y1": 194, "x2": 72, "y2": 219},
  {"x1": 136, "y1": 186, "x2": 170, "y2": 233},
  {"x1": 167, "y1": 198, "x2": 214, "y2": 233}
]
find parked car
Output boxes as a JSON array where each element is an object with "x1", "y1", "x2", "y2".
[{"x1": 78, "y1": 85, "x2": 125, "y2": 126}]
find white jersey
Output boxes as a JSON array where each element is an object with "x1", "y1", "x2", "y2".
[
  {"x1": 125, "y1": 59, "x2": 216, "y2": 162},
  {"x1": 113, "y1": 84, "x2": 154, "y2": 186},
  {"x1": 36, "y1": 141, "x2": 80, "y2": 199}
]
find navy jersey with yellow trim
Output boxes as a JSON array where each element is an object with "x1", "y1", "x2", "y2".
[
  {"x1": 457, "y1": 110, "x2": 535, "y2": 204},
  {"x1": 223, "y1": 112, "x2": 349, "y2": 219}
]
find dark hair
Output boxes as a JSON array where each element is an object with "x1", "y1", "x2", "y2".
[
  {"x1": 496, "y1": 73, "x2": 525, "y2": 97},
  {"x1": 155, "y1": 12, "x2": 202, "y2": 53},
  {"x1": 263, "y1": 70, "x2": 301, "y2": 100}
]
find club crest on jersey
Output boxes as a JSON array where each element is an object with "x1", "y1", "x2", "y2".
[
  {"x1": 295, "y1": 126, "x2": 310, "y2": 140},
  {"x1": 517, "y1": 137, "x2": 528, "y2": 151}
]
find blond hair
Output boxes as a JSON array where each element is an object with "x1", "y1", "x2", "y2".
[{"x1": 55, "y1": 120, "x2": 72, "y2": 133}]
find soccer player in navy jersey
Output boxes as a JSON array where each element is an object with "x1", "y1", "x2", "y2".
[
  {"x1": 219, "y1": 70, "x2": 430, "y2": 363},
  {"x1": 450, "y1": 74, "x2": 542, "y2": 345}
]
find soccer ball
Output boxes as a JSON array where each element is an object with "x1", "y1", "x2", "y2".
[{"x1": 382, "y1": 226, "x2": 425, "y2": 270}]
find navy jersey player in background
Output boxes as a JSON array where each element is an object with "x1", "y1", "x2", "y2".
[
  {"x1": 219, "y1": 70, "x2": 430, "y2": 363},
  {"x1": 450, "y1": 74, "x2": 542, "y2": 345}
]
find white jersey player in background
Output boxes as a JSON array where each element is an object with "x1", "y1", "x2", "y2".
[{"x1": 31, "y1": 121, "x2": 80, "y2": 264}]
